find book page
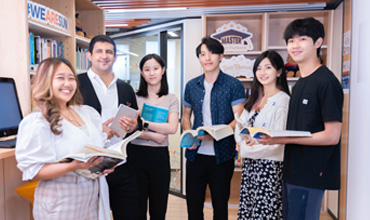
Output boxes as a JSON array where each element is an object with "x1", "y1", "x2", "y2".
[
  {"x1": 240, "y1": 126, "x2": 311, "y2": 139},
  {"x1": 107, "y1": 130, "x2": 142, "y2": 153},
  {"x1": 198, "y1": 125, "x2": 233, "y2": 141}
]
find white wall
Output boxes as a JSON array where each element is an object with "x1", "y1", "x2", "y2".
[
  {"x1": 182, "y1": 18, "x2": 202, "y2": 195},
  {"x1": 327, "y1": 3, "x2": 344, "y2": 217},
  {"x1": 346, "y1": 0, "x2": 370, "y2": 219}
]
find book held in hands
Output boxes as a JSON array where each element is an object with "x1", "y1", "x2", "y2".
[
  {"x1": 109, "y1": 104, "x2": 138, "y2": 138},
  {"x1": 179, "y1": 125, "x2": 234, "y2": 148},
  {"x1": 59, "y1": 131, "x2": 141, "y2": 180},
  {"x1": 141, "y1": 103, "x2": 169, "y2": 123},
  {"x1": 240, "y1": 127, "x2": 311, "y2": 142}
]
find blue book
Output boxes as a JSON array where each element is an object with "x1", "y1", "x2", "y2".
[
  {"x1": 179, "y1": 125, "x2": 233, "y2": 148},
  {"x1": 29, "y1": 32, "x2": 35, "y2": 65},
  {"x1": 141, "y1": 103, "x2": 169, "y2": 123}
]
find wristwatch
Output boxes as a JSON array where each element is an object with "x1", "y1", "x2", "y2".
[{"x1": 143, "y1": 121, "x2": 149, "y2": 131}]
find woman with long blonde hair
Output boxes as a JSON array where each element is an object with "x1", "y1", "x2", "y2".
[{"x1": 16, "y1": 57, "x2": 112, "y2": 220}]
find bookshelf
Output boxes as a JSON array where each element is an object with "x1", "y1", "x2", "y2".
[
  {"x1": 28, "y1": 0, "x2": 105, "y2": 74},
  {"x1": 0, "y1": 1, "x2": 104, "y2": 219},
  {"x1": 203, "y1": 10, "x2": 336, "y2": 86},
  {"x1": 203, "y1": 10, "x2": 339, "y2": 205}
]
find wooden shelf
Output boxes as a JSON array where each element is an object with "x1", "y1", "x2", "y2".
[
  {"x1": 268, "y1": 45, "x2": 328, "y2": 50},
  {"x1": 238, "y1": 77, "x2": 300, "y2": 82},
  {"x1": 0, "y1": 149, "x2": 15, "y2": 160},
  {"x1": 76, "y1": 35, "x2": 91, "y2": 48},
  {"x1": 238, "y1": 78, "x2": 253, "y2": 82},
  {"x1": 204, "y1": 10, "x2": 334, "y2": 86},
  {"x1": 224, "y1": 51, "x2": 262, "y2": 56},
  {"x1": 27, "y1": 0, "x2": 104, "y2": 71},
  {"x1": 28, "y1": 20, "x2": 72, "y2": 38},
  {"x1": 267, "y1": 11, "x2": 331, "y2": 48}
]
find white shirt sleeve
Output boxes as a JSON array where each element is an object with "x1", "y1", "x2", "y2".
[
  {"x1": 234, "y1": 109, "x2": 249, "y2": 143},
  {"x1": 15, "y1": 113, "x2": 56, "y2": 180}
]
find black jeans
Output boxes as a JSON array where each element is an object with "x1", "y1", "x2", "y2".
[
  {"x1": 186, "y1": 154, "x2": 234, "y2": 220},
  {"x1": 106, "y1": 150, "x2": 140, "y2": 220},
  {"x1": 128, "y1": 144, "x2": 170, "y2": 220}
]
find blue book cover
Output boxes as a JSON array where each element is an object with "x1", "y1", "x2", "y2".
[
  {"x1": 179, "y1": 125, "x2": 233, "y2": 148},
  {"x1": 180, "y1": 133, "x2": 201, "y2": 148},
  {"x1": 29, "y1": 32, "x2": 35, "y2": 65},
  {"x1": 141, "y1": 103, "x2": 169, "y2": 123}
]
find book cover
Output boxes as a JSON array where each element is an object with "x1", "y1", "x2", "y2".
[
  {"x1": 34, "y1": 36, "x2": 42, "y2": 64},
  {"x1": 141, "y1": 103, "x2": 169, "y2": 123},
  {"x1": 109, "y1": 104, "x2": 138, "y2": 138},
  {"x1": 240, "y1": 127, "x2": 311, "y2": 142},
  {"x1": 179, "y1": 125, "x2": 234, "y2": 148},
  {"x1": 29, "y1": 32, "x2": 35, "y2": 65},
  {"x1": 59, "y1": 131, "x2": 141, "y2": 180}
]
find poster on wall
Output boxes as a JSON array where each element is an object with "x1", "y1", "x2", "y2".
[
  {"x1": 211, "y1": 21, "x2": 254, "y2": 54},
  {"x1": 220, "y1": 55, "x2": 255, "y2": 78},
  {"x1": 342, "y1": 60, "x2": 350, "y2": 89},
  {"x1": 342, "y1": 29, "x2": 351, "y2": 92}
]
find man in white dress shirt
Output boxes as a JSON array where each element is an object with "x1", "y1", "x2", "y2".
[{"x1": 78, "y1": 35, "x2": 140, "y2": 219}]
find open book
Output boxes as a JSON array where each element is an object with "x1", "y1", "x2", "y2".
[
  {"x1": 109, "y1": 104, "x2": 138, "y2": 138},
  {"x1": 180, "y1": 125, "x2": 233, "y2": 148},
  {"x1": 240, "y1": 127, "x2": 311, "y2": 142},
  {"x1": 59, "y1": 131, "x2": 141, "y2": 180}
]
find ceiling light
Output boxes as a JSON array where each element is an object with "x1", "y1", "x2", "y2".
[
  {"x1": 106, "y1": 24, "x2": 129, "y2": 27},
  {"x1": 106, "y1": 28, "x2": 120, "y2": 32},
  {"x1": 105, "y1": 3, "x2": 326, "y2": 20},
  {"x1": 105, "y1": 7, "x2": 187, "y2": 13},
  {"x1": 117, "y1": 50, "x2": 139, "y2": 57},
  {"x1": 168, "y1": 31, "x2": 178, "y2": 37}
]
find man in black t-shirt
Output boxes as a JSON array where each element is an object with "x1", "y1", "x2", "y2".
[{"x1": 258, "y1": 17, "x2": 343, "y2": 220}]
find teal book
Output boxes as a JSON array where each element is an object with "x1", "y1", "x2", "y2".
[
  {"x1": 141, "y1": 103, "x2": 169, "y2": 123},
  {"x1": 179, "y1": 125, "x2": 234, "y2": 148},
  {"x1": 29, "y1": 32, "x2": 35, "y2": 65}
]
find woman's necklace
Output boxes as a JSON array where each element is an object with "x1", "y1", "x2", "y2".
[{"x1": 61, "y1": 108, "x2": 82, "y2": 127}]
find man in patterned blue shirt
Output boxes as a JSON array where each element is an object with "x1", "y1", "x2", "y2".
[{"x1": 182, "y1": 37, "x2": 245, "y2": 220}]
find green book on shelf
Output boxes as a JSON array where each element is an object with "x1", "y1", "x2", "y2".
[{"x1": 141, "y1": 103, "x2": 169, "y2": 123}]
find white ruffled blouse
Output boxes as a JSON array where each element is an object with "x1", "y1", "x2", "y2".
[{"x1": 15, "y1": 105, "x2": 111, "y2": 220}]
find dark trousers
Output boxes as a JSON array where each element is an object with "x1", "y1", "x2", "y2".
[
  {"x1": 129, "y1": 144, "x2": 170, "y2": 220},
  {"x1": 282, "y1": 181, "x2": 325, "y2": 220},
  {"x1": 186, "y1": 154, "x2": 234, "y2": 220},
  {"x1": 106, "y1": 149, "x2": 140, "y2": 220}
]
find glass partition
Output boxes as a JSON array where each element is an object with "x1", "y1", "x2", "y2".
[
  {"x1": 114, "y1": 33, "x2": 159, "y2": 89},
  {"x1": 113, "y1": 25, "x2": 184, "y2": 195}
]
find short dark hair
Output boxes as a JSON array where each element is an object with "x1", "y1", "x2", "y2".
[
  {"x1": 283, "y1": 17, "x2": 325, "y2": 57},
  {"x1": 136, "y1": 53, "x2": 169, "y2": 98},
  {"x1": 196, "y1": 37, "x2": 224, "y2": 58},
  {"x1": 244, "y1": 50, "x2": 290, "y2": 112},
  {"x1": 89, "y1": 35, "x2": 117, "y2": 56}
]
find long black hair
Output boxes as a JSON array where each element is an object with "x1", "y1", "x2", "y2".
[
  {"x1": 136, "y1": 53, "x2": 169, "y2": 97},
  {"x1": 244, "y1": 50, "x2": 290, "y2": 112}
]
